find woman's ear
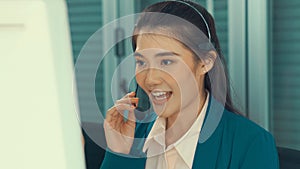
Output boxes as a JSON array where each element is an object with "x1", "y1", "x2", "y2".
[{"x1": 196, "y1": 50, "x2": 217, "y2": 75}]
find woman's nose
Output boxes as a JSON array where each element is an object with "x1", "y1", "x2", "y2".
[{"x1": 144, "y1": 68, "x2": 162, "y2": 89}]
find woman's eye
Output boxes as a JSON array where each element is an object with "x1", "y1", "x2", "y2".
[
  {"x1": 136, "y1": 60, "x2": 146, "y2": 67},
  {"x1": 161, "y1": 59, "x2": 173, "y2": 66}
]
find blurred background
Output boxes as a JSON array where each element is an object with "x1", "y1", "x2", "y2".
[{"x1": 66, "y1": 0, "x2": 300, "y2": 151}]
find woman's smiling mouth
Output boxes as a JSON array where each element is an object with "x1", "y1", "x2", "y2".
[{"x1": 150, "y1": 90, "x2": 173, "y2": 105}]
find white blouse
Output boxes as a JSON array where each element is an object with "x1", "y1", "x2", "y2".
[{"x1": 143, "y1": 93, "x2": 210, "y2": 169}]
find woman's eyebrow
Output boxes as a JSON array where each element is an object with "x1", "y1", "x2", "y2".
[
  {"x1": 155, "y1": 52, "x2": 180, "y2": 57},
  {"x1": 134, "y1": 52, "x2": 143, "y2": 58},
  {"x1": 133, "y1": 51, "x2": 180, "y2": 58}
]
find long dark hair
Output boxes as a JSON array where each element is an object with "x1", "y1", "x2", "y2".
[{"x1": 132, "y1": 0, "x2": 241, "y2": 115}]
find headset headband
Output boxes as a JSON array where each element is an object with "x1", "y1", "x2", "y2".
[{"x1": 172, "y1": 0, "x2": 212, "y2": 42}]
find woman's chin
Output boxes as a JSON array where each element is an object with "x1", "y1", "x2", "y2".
[{"x1": 153, "y1": 104, "x2": 167, "y2": 117}]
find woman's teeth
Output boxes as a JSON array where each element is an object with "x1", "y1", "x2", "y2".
[
  {"x1": 152, "y1": 91, "x2": 166, "y2": 97},
  {"x1": 151, "y1": 91, "x2": 171, "y2": 101}
]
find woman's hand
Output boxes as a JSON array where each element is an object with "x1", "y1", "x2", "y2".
[{"x1": 104, "y1": 92, "x2": 139, "y2": 154}]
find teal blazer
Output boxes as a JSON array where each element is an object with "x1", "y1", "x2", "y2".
[{"x1": 100, "y1": 97, "x2": 279, "y2": 169}]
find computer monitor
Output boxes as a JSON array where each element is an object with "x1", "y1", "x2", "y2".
[{"x1": 0, "y1": 0, "x2": 86, "y2": 168}]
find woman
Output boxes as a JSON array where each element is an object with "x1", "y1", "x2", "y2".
[{"x1": 101, "y1": 1, "x2": 279, "y2": 168}]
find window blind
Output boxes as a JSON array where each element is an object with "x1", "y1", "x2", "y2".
[
  {"x1": 195, "y1": 0, "x2": 228, "y2": 60},
  {"x1": 213, "y1": 0, "x2": 228, "y2": 61},
  {"x1": 67, "y1": 0, "x2": 105, "y2": 120},
  {"x1": 272, "y1": 0, "x2": 300, "y2": 150}
]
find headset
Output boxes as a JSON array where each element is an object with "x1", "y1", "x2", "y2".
[{"x1": 172, "y1": 0, "x2": 212, "y2": 42}]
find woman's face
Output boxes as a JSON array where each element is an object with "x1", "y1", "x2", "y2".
[{"x1": 134, "y1": 34, "x2": 204, "y2": 119}]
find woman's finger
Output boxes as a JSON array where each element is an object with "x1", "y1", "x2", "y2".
[
  {"x1": 115, "y1": 103, "x2": 136, "y2": 112},
  {"x1": 115, "y1": 97, "x2": 139, "y2": 107},
  {"x1": 115, "y1": 105, "x2": 136, "y2": 123},
  {"x1": 126, "y1": 110, "x2": 136, "y2": 125},
  {"x1": 106, "y1": 106, "x2": 119, "y2": 122},
  {"x1": 106, "y1": 104, "x2": 136, "y2": 124},
  {"x1": 124, "y1": 92, "x2": 136, "y2": 98}
]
